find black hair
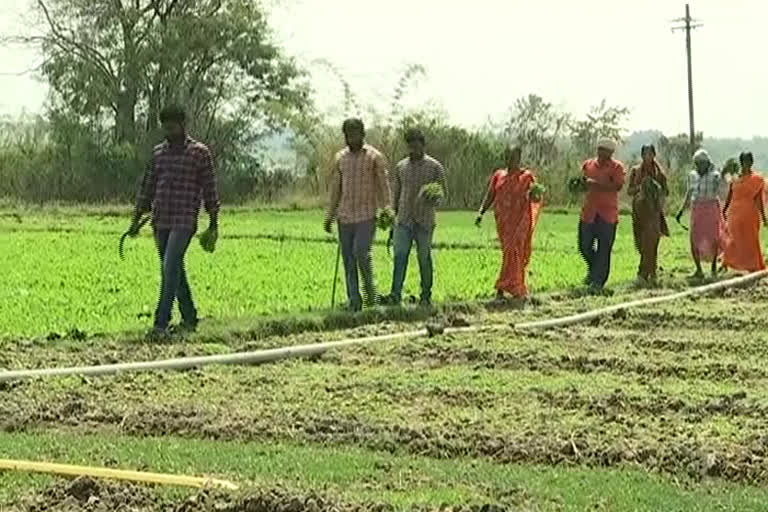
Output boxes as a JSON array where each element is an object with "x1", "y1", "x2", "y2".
[
  {"x1": 404, "y1": 128, "x2": 426, "y2": 144},
  {"x1": 342, "y1": 118, "x2": 365, "y2": 134},
  {"x1": 159, "y1": 104, "x2": 186, "y2": 124},
  {"x1": 641, "y1": 144, "x2": 656, "y2": 156},
  {"x1": 740, "y1": 151, "x2": 754, "y2": 166}
]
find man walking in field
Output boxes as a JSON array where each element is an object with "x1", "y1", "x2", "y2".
[
  {"x1": 324, "y1": 118, "x2": 391, "y2": 311},
  {"x1": 578, "y1": 138, "x2": 626, "y2": 290},
  {"x1": 385, "y1": 128, "x2": 446, "y2": 307},
  {"x1": 128, "y1": 105, "x2": 220, "y2": 339}
]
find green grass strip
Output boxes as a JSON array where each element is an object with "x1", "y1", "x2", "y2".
[{"x1": 1, "y1": 430, "x2": 768, "y2": 511}]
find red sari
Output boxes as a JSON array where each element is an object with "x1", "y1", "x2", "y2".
[
  {"x1": 488, "y1": 169, "x2": 541, "y2": 297},
  {"x1": 629, "y1": 162, "x2": 669, "y2": 280}
]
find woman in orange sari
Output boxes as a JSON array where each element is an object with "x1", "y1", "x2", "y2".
[
  {"x1": 723, "y1": 152, "x2": 767, "y2": 272},
  {"x1": 475, "y1": 146, "x2": 542, "y2": 300}
]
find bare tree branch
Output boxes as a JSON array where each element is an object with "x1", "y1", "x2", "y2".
[
  {"x1": 36, "y1": 0, "x2": 118, "y2": 89},
  {"x1": 154, "y1": 0, "x2": 179, "y2": 21},
  {"x1": 206, "y1": 0, "x2": 223, "y2": 17}
]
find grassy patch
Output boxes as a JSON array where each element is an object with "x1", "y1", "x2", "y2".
[
  {"x1": 0, "y1": 209, "x2": 695, "y2": 337},
  {"x1": 2, "y1": 430, "x2": 768, "y2": 511}
]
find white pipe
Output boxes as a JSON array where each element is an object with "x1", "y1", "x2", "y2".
[
  {"x1": 0, "y1": 327, "x2": 480, "y2": 383},
  {"x1": 514, "y1": 270, "x2": 768, "y2": 330},
  {"x1": 0, "y1": 271, "x2": 764, "y2": 382}
]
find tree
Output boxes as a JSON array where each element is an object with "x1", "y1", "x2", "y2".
[
  {"x1": 21, "y1": 0, "x2": 309, "y2": 145},
  {"x1": 288, "y1": 63, "x2": 427, "y2": 196},
  {"x1": 569, "y1": 100, "x2": 630, "y2": 158},
  {"x1": 503, "y1": 95, "x2": 570, "y2": 169},
  {"x1": 398, "y1": 109, "x2": 503, "y2": 208},
  {"x1": 657, "y1": 132, "x2": 703, "y2": 171}
]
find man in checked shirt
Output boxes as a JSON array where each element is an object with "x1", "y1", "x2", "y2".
[
  {"x1": 385, "y1": 128, "x2": 446, "y2": 307},
  {"x1": 324, "y1": 118, "x2": 391, "y2": 311},
  {"x1": 128, "y1": 105, "x2": 220, "y2": 338}
]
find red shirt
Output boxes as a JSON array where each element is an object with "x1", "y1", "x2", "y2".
[
  {"x1": 581, "y1": 158, "x2": 626, "y2": 223},
  {"x1": 136, "y1": 136, "x2": 220, "y2": 232}
]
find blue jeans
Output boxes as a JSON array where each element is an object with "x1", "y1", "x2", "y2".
[
  {"x1": 578, "y1": 216, "x2": 617, "y2": 288},
  {"x1": 338, "y1": 220, "x2": 376, "y2": 309},
  {"x1": 390, "y1": 222, "x2": 434, "y2": 302},
  {"x1": 154, "y1": 229, "x2": 197, "y2": 329}
]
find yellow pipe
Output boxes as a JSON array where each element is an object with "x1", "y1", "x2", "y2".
[{"x1": 0, "y1": 459, "x2": 238, "y2": 490}]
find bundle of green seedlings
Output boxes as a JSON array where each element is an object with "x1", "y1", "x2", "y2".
[
  {"x1": 722, "y1": 157, "x2": 740, "y2": 177},
  {"x1": 419, "y1": 182, "x2": 445, "y2": 204},
  {"x1": 642, "y1": 177, "x2": 662, "y2": 202},
  {"x1": 529, "y1": 183, "x2": 546, "y2": 201},
  {"x1": 376, "y1": 208, "x2": 395, "y2": 230},
  {"x1": 199, "y1": 228, "x2": 218, "y2": 253},
  {"x1": 568, "y1": 176, "x2": 587, "y2": 194}
]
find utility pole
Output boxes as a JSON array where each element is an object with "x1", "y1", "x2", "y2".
[{"x1": 672, "y1": 4, "x2": 703, "y2": 153}]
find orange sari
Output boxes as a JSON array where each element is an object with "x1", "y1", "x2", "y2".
[
  {"x1": 490, "y1": 169, "x2": 541, "y2": 297},
  {"x1": 723, "y1": 172, "x2": 766, "y2": 272}
]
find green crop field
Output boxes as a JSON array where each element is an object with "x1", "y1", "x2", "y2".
[
  {"x1": 2, "y1": 206, "x2": 768, "y2": 511},
  {"x1": 0, "y1": 208, "x2": 695, "y2": 337}
]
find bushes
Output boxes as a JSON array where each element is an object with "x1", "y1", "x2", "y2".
[
  {"x1": 0, "y1": 117, "x2": 299, "y2": 204},
  {"x1": 302, "y1": 94, "x2": 635, "y2": 210},
  {"x1": 0, "y1": 130, "x2": 142, "y2": 203}
]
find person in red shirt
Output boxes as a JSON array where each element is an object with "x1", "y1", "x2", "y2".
[{"x1": 578, "y1": 138, "x2": 626, "y2": 289}]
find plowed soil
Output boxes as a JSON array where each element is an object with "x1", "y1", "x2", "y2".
[{"x1": 3, "y1": 279, "x2": 768, "y2": 508}]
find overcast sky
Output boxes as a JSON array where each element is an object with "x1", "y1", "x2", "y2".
[{"x1": 1, "y1": 0, "x2": 766, "y2": 138}]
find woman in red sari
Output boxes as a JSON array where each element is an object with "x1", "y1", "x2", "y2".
[
  {"x1": 723, "y1": 152, "x2": 767, "y2": 272},
  {"x1": 627, "y1": 144, "x2": 669, "y2": 283},
  {"x1": 475, "y1": 146, "x2": 542, "y2": 300}
]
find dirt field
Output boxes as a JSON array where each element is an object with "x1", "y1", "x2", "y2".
[{"x1": 2, "y1": 271, "x2": 768, "y2": 510}]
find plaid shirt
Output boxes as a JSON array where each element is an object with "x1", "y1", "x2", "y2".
[
  {"x1": 326, "y1": 144, "x2": 390, "y2": 224},
  {"x1": 688, "y1": 169, "x2": 723, "y2": 202},
  {"x1": 392, "y1": 154, "x2": 446, "y2": 228},
  {"x1": 136, "y1": 136, "x2": 220, "y2": 232}
]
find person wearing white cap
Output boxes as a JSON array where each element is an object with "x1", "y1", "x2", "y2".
[
  {"x1": 676, "y1": 148, "x2": 727, "y2": 278},
  {"x1": 578, "y1": 138, "x2": 626, "y2": 289}
]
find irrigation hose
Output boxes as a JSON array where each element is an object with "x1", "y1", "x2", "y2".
[
  {"x1": 0, "y1": 459, "x2": 238, "y2": 490},
  {"x1": 0, "y1": 327, "x2": 480, "y2": 382},
  {"x1": 514, "y1": 269, "x2": 768, "y2": 330},
  {"x1": 0, "y1": 271, "x2": 765, "y2": 383}
]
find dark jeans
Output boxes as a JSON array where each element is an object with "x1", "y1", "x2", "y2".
[
  {"x1": 390, "y1": 222, "x2": 434, "y2": 302},
  {"x1": 154, "y1": 229, "x2": 196, "y2": 330},
  {"x1": 338, "y1": 220, "x2": 376, "y2": 309},
  {"x1": 578, "y1": 216, "x2": 617, "y2": 288}
]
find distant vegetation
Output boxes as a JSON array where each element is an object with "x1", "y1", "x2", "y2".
[{"x1": 0, "y1": 0, "x2": 764, "y2": 207}]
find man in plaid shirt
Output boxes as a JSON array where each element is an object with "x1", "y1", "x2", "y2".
[
  {"x1": 386, "y1": 128, "x2": 446, "y2": 306},
  {"x1": 324, "y1": 118, "x2": 391, "y2": 311},
  {"x1": 128, "y1": 105, "x2": 220, "y2": 338}
]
